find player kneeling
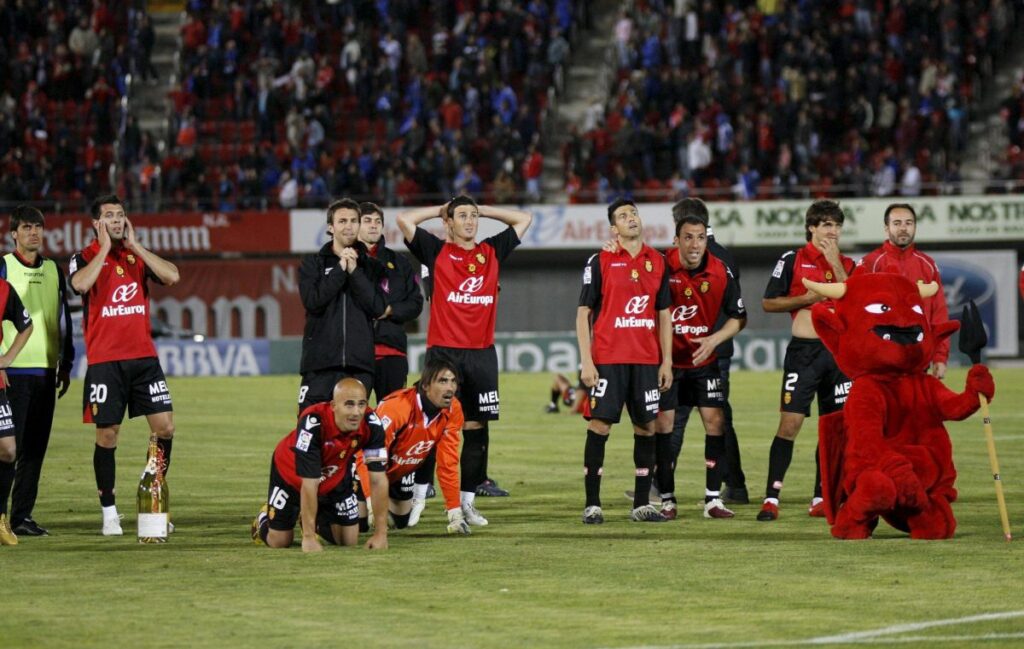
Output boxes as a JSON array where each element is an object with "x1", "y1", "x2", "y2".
[
  {"x1": 251, "y1": 379, "x2": 389, "y2": 552},
  {"x1": 356, "y1": 359, "x2": 482, "y2": 534}
]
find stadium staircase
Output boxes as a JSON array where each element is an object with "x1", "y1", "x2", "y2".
[
  {"x1": 961, "y1": 38, "x2": 1024, "y2": 192},
  {"x1": 541, "y1": 0, "x2": 620, "y2": 203},
  {"x1": 131, "y1": 10, "x2": 182, "y2": 153}
]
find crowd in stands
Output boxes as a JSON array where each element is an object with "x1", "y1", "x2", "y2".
[
  {"x1": 0, "y1": 0, "x2": 156, "y2": 206},
  {"x1": 1000, "y1": 69, "x2": 1024, "y2": 187},
  {"x1": 563, "y1": 0, "x2": 1023, "y2": 203},
  {"x1": 157, "y1": 0, "x2": 581, "y2": 210}
]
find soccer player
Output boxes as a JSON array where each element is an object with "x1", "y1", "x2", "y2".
[
  {"x1": 655, "y1": 215, "x2": 746, "y2": 521},
  {"x1": 69, "y1": 195, "x2": 181, "y2": 536},
  {"x1": 666, "y1": 198, "x2": 749, "y2": 504},
  {"x1": 298, "y1": 198, "x2": 386, "y2": 410},
  {"x1": 396, "y1": 196, "x2": 532, "y2": 514},
  {"x1": 1, "y1": 206, "x2": 74, "y2": 538},
  {"x1": 356, "y1": 201, "x2": 423, "y2": 402},
  {"x1": 362, "y1": 358, "x2": 473, "y2": 533},
  {"x1": 251, "y1": 378, "x2": 389, "y2": 552},
  {"x1": 545, "y1": 373, "x2": 586, "y2": 414},
  {"x1": 854, "y1": 203, "x2": 950, "y2": 378},
  {"x1": 0, "y1": 276, "x2": 34, "y2": 545},
  {"x1": 577, "y1": 198, "x2": 673, "y2": 524},
  {"x1": 758, "y1": 199, "x2": 855, "y2": 522}
]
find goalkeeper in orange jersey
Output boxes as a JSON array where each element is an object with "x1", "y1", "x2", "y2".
[{"x1": 355, "y1": 358, "x2": 484, "y2": 534}]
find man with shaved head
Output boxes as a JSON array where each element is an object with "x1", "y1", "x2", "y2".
[{"x1": 252, "y1": 378, "x2": 390, "y2": 552}]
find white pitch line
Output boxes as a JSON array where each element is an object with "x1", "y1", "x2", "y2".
[{"x1": 606, "y1": 610, "x2": 1024, "y2": 649}]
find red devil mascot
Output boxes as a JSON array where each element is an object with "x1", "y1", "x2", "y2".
[{"x1": 803, "y1": 273, "x2": 995, "y2": 539}]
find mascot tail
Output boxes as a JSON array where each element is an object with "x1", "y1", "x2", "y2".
[{"x1": 818, "y1": 411, "x2": 846, "y2": 525}]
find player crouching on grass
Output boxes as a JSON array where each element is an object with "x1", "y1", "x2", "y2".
[
  {"x1": 251, "y1": 379, "x2": 389, "y2": 552},
  {"x1": 354, "y1": 358, "x2": 478, "y2": 534}
]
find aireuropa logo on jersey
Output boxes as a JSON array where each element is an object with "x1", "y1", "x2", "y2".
[
  {"x1": 446, "y1": 275, "x2": 494, "y2": 305},
  {"x1": 670, "y1": 304, "x2": 708, "y2": 335},
  {"x1": 102, "y1": 282, "x2": 146, "y2": 317},
  {"x1": 615, "y1": 296, "x2": 654, "y2": 329}
]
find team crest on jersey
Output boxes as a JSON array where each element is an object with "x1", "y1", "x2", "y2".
[
  {"x1": 825, "y1": 271, "x2": 833, "y2": 281},
  {"x1": 351, "y1": 439, "x2": 359, "y2": 447},
  {"x1": 630, "y1": 269, "x2": 639, "y2": 280},
  {"x1": 700, "y1": 281, "x2": 710, "y2": 293},
  {"x1": 476, "y1": 253, "x2": 486, "y2": 264},
  {"x1": 684, "y1": 287, "x2": 693, "y2": 297},
  {"x1": 645, "y1": 260, "x2": 653, "y2": 272},
  {"x1": 784, "y1": 392, "x2": 792, "y2": 405},
  {"x1": 468, "y1": 263, "x2": 476, "y2": 273},
  {"x1": 126, "y1": 254, "x2": 136, "y2": 265},
  {"x1": 387, "y1": 261, "x2": 395, "y2": 269},
  {"x1": 115, "y1": 265, "x2": 125, "y2": 276}
]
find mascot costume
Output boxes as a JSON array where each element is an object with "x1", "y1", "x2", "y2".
[{"x1": 803, "y1": 273, "x2": 995, "y2": 539}]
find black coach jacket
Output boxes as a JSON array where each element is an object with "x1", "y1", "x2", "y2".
[
  {"x1": 299, "y1": 241, "x2": 386, "y2": 374},
  {"x1": 371, "y1": 240, "x2": 423, "y2": 354}
]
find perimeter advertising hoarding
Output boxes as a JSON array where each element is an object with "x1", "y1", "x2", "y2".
[
  {"x1": 149, "y1": 258, "x2": 304, "y2": 338},
  {"x1": 0, "y1": 211, "x2": 292, "y2": 258},
  {"x1": 72, "y1": 339, "x2": 270, "y2": 378},
  {"x1": 291, "y1": 196, "x2": 1024, "y2": 252}
]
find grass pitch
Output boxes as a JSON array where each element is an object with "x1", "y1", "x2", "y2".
[{"x1": 1, "y1": 369, "x2": 1022, "y2": 648}]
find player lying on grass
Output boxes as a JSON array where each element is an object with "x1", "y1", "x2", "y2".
[
  {"x1": 251, "y1": 378, "x2": 389, "y2": 552},
  {"x1": 354, "y1": 358, "x2": 479, "y2": 534}
]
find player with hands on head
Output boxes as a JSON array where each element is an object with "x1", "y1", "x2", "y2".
[
  {"x1": 69, "y1": 194, "x2": 180, "y2": 537},
  {"x1": 396, "y1": 195, "x2": 531, "y2": 520}
]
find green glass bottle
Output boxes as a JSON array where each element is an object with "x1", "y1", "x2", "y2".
[{"x1": 137, "y1": 437, "x2": 169, "y2": 543}]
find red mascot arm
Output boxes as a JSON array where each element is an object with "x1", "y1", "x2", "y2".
[{"x1": 931, "y1": 364, "x2": 995, "y2": 421}]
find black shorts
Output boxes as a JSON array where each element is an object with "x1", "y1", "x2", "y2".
[
  {"x1": 424, "y1": 346, "x2": 499, "y2": 421},
  {"x1": 587, "y1": 364, "x2": 660, "y2": 425},
  {"x1": 354, "y1": 470, "x2": 412, "y2": 503},
  {"x1": 298, "y1": 367, "x2": 374, "y2": 410},
  {"x1": 659, "y1": 364, "x2": 725, "y2": 411},
  {"x1": 373, "y1": 355, "x2": 409, "y2": 404},
  {"x1": 0, "y1": 390, "x2": 14, "y2": 439},
  {"x1": 83, "y1": 358, "x2": 173, "y2": 427},
  {"x1": 266, "y1": 461, "x2": 359, "y2": 531},
  {"x1": 780, "y1": 338, "x2": 851, "y2": 416}
]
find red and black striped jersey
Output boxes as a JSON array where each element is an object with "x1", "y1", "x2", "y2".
[
  {"x1": 664, "y1": 250, "x2": 744, "y2": 369},
  {"x1": 764, "y1": 241, "x2": 854, "y2": 319}
]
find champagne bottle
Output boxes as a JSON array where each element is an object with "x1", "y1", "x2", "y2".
[{"x1": 137, "y1": 437, "x2": 169, "y2": 543}]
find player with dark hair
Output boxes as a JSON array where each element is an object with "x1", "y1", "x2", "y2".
[
  {"x1": 854, "y1": 203, "x2": 950, "y2": 378},
  {"x1": 358, "y1": 357, "x2": 471, "y2": 533},
  {"x1": 356, "y1": 201, "x2": 423, "y2": 402},
  {"x1": 251, "y1": 378, "x2": 389, "y2": 552},
  {"x1": 0, "y1": 265, "x2": 34, "y2": 545},
  {"x1": 758, "y1": 199, "x2": 855, "y2": 521},
  {"x1": 69, "y1": 194, "x2": 180, "y2": 536},
  {"x1": 1, "y1": 206, "x2": 74, "y2": 537},
  {"x1": 667, "y1": 197, "x2": 749, "y2": 504},
  {"x1": 654, "y1": 215, "x2": 746, "y2": 521},
  {"x1": 297, "y1": 198, "x2": 386, "y2": 411},
  {"x1": 396, "y1": 196, "x2": 532, "y2": 523},
  {"x1": 577, "y1": 198, "x2": 673, "y2": 524}
]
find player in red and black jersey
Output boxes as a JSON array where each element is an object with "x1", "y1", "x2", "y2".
[
  {"x1": 0, "y1": 278, "x2": 33, "y2": 545},
  {"x1": 68, "y1": 195, "x2": 181, "y2": 537},
  {"x1": 397, "y1": 195, "x2": 531, "y2": 521},
  {"x1": 654, "y1": 215, "x2": 746, "y2": 521},
  {"x1": 577, "y1": 199, "x2": 673, "y2": 524},
  {"x1": 251, "y1": 379, "x2": 389, "y2": 552},
  {"x1": 356, "y1": 201, "x2": 423, "y2": 403},
  {"x1": 758, "y1": 200, "x2": 856, "y2": 522}
]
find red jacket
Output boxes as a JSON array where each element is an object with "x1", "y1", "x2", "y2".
[{"x1": 855, "y1": 241, "x2": 950, "y2": 364}]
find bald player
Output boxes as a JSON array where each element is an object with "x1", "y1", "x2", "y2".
[{"x1": 252, "y1": 379, "x2": 389, "y2": 552}]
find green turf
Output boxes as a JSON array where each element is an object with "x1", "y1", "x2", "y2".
[{"x1": 1, "y1": 369, "x2": 1022, "y2": 648}]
